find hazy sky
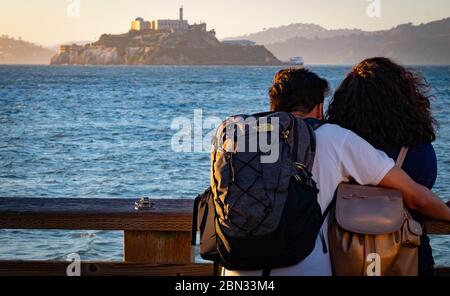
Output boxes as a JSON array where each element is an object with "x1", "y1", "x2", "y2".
[{"x1": 1, "y1": 0, "x2": 449, "y2": 46}]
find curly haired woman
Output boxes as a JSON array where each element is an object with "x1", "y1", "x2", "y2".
[{"x1": 327, "y1": 57, "x2": 438, "y2": 276}]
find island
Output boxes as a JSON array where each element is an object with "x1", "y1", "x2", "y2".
[{"x1": 51, "y1": 7, "x2": 281, "y2": 66}]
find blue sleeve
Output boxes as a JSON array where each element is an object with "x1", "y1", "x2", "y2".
[{"x1": 398, "y1": 144, "x2": 437, "y2": 189}]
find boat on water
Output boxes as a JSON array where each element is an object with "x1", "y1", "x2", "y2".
[{"x1": 289, "y1": 56, "x2": 305, "y2": 66}]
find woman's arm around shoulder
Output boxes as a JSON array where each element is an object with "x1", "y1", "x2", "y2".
[{"x1": 380, "y1": 167, "x2": 450, "y2": 222}]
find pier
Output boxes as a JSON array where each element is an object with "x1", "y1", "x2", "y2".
[{"x1": 0, "y1": 197, "x2": 448, "y2": 276}]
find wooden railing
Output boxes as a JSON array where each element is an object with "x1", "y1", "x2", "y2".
[{"x1": 0, "y1": 197, "x2": 449, "y2": 276}]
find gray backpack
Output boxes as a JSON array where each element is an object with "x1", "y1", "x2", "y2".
[{"x1": 192, "y1": 112, "x2": 329, "y2": 273}]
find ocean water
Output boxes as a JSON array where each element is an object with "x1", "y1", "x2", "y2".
[{"x1": 0, "y1": 65, "x2": 449, "y2": 265}]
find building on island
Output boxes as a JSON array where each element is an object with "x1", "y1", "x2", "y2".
[
  {"x1": 130, "y1": 6, "x2": 201, "y2": 32},
  {"x1": 189, "y1": 23, "x2": 207, "y2": 32},
  {"x1": 152, "y1": 19, "x2": 188, "y2": 31},
  {"x1": 131, "y1": 17, "x2": 151, "y2": 31},
  {"x1": 152, "y1": 6, "x2": 188, "y2": 31},
  {"x1": 59, "y1": 44, "x2": 83, "y2": 55}
]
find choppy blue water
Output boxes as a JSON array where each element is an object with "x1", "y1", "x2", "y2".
[{"x1": 0, "y1": 65, "x2": 449, "y2": 265}]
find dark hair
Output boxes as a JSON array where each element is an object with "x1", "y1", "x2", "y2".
[
  {"x1": 327, "y1": 57, "x2": 436, "y2": 150},
  {"x1": 269, "y1": 68, "x2": 329, "y2": 113}
]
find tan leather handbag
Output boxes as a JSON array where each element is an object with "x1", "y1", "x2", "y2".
[{"x1": 328, "y1": 147, "x2": 423, "y2": 276}]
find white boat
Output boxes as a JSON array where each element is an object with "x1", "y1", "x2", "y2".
[{"x1": 289, "y1": 56, "x2": 304, "y2": 66}]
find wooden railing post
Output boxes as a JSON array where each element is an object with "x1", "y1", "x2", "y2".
[{"x1": 124, "y1": 230, "x2": 193, "y2": 264}]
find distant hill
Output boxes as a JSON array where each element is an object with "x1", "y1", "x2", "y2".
[
  {"x1": 225, "y1": 23, "x2": 368, "y2": 45},
  {"x1": 0, "y1": 36, "x2": 56, "y2": 64},
  {"x1": 226, "y1": 18, "x2": 450, "y2": 65}
]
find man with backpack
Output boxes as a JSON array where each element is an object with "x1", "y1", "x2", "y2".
[{"x1": 194, "y1": 68, "x2": 450, "y2": 276}]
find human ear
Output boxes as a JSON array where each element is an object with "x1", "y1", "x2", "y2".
[{"x1": 318, "y1": 103, "x2": 324, "y2": 120}]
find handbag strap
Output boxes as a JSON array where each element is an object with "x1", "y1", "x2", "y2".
[{"x1": 396, "y1": 147, "x2": 409, "y2": 168}]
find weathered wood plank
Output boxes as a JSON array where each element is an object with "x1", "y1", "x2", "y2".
[
  {"x1": 0, "y1": 198, "x2": 448, "y2": 234},
  {"x1": 0, "y1": 198, "x2": 194, "y2": 231},
  {"x1": 0, "y1": 261, "x2": 214, "y2": 276},
  {"x1": 124, "y1": 231, "x2": 193, "y2": 264},
  {"x1": 425, "y1": 220, "x2": 450, "y2": 235}
]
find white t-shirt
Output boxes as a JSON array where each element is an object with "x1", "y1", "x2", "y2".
[{"x1": 224, "y1": 123, "x2": 395, "y2": 276}]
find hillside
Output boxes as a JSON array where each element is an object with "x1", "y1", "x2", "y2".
[
  {"x1": 225, "y1": 23, "x2": 367, "y2": 45},
  {"x1": 0, "y1": 36, "x2": 56, "y2": 64},
  {"x1": 50, "y1": 28, "x2": 282, "y2": 66},
  {"x1": 227, "y1": 18, "x2": 450, "y2": 65}
]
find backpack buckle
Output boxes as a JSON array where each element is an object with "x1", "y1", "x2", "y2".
[{"x1": 295, "y1": 162, "x2": 306, "y2": 170}]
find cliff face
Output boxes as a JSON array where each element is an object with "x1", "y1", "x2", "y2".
[{"x1": 51, "y1": 29, "x2": 282, "y2": 65}]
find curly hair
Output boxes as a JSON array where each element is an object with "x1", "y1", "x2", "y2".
[
  {"x1": 269, "y1": 68, "x2": 329, "y2": 113},
  {"x1": 327, "y1": 57, "x2": 436, "y2": 150}
]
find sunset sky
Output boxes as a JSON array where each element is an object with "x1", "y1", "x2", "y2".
[{"x1": 1, "y1": 0, "x2": 449, "y2": 46}]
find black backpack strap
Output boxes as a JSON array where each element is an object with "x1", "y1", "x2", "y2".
[
  {"x1": 191, "y1": 193, "x2": 202, "y2": 246},
  {"x1": 297, "y1": 117, "x2": 325, "y2": 171},
  {"x1": 304, "y1": 118, "x2": 326, "y2": 131},
  {"x1": 318, "y1": 194, "x2": 337, "y2": 254},
  {"x1": 252, "y1": 111, "x2": 275, "y2": 118},
  {"x1": 291, "y1": 114, "x2": 299, "y2": 162}
]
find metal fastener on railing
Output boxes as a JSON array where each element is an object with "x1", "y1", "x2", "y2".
[{"x1": 135, "y1": 197, "x2": 154, "y2": 210}]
